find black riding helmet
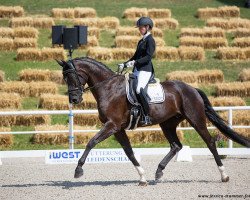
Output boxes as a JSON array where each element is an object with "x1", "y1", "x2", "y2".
[{"x1": 136, "y1": 17, "x2": 153, "y2": 29}]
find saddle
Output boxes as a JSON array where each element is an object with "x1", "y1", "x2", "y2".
[{"x1": 125, "y1": 74, "x2": 165, "y2": 130}]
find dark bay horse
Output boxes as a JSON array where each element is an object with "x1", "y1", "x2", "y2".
[{"x1": 57, "y1": 57, "x2": 250, "y2": 186}]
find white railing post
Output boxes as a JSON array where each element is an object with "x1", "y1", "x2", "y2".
[
  {"x1": 68, "y1": 104, "x2": 74, "y2": 149},
  {"x1": 228, "y1": 109, "x2": 233, "y2": 148}
]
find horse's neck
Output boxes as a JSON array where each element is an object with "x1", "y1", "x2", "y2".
[
  {"x1": 79, "y1": 60, "x2": 114, "y2": 87},
  {"x1": 78, "y1": 60, "x2": 115, "y2": 103}
]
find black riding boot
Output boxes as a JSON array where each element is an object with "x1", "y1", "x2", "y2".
[{"x1": 138, "y1": 88, "x2": 152, "y2": 126}]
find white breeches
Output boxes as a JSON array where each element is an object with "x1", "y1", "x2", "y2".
[{"x1": 133, "y1": 69, "x2": 152, "y2": 94}]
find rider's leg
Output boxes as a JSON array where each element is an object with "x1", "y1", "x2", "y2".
[{"x1": 136, "y1": 71, "x2": 152, "y2": 125}]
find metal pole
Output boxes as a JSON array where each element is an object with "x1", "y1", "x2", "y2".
[
  {"x1": 68, "y1": 103, "x2": 74, "y2": 149},
  {"x1": 228, "y1": 109, "x2": 233, "y2": 148}
]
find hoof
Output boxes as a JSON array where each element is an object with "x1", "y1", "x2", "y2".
[
  {"x1": 155, "y1": 171, "x2": 163, "y2": 182},
  {"x1": 74, "y1": 166, "x2": 83, "y2": 178},
  {"x1": 138, "y1": 181, "x2": 148, "y2": 186},
  {"x1": 222, "y1": 176, "x2": 229, "y2": 182}
]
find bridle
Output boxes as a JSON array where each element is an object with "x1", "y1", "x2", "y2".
[
  {"x1": 63, "y1": 60, "x2": 84, "y2": 95},
  {"x1": 63, "y1": 59, "x2": 121, "y2": 95}
]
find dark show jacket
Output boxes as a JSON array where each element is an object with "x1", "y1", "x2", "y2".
[{"x1": 128, "y1": 34, "x2": 155, "y2": 73}]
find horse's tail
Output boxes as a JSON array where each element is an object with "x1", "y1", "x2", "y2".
[{"x1": 196, "y1": 88, "x2": 250, "y2": 148}]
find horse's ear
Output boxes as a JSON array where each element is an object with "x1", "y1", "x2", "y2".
[{"x1": 55, "y1": 59, "x2": 64, "y2": 67}]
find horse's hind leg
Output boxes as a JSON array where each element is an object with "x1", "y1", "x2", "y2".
[
  {"x1": 114, "y1": 130, "x2": 147, "y2": 186},
  {"x1": 184, "y1": 103, "x2": 229, "y2": 182},
  {"x1": 155, "y1": 117, "x2": 183, "y2": 182}
]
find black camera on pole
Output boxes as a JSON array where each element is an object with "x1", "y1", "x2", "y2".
[{"x1": 52, "y1": 25, "x2": 88, "y2": 58}]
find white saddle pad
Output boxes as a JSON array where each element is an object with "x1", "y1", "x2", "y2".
[
  {"x1": 147, "y1": 82, "x2": 165, "y2": 104},
  {"x1": 125, "y1": 76, "x2": 165, "y2": 105}
]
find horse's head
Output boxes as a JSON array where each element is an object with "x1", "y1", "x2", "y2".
[{"x1": 56, "y1": 59, "x2": 85, "y2": 104}]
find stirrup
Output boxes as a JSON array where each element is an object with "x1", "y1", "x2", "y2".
[{"x1": 141, "y1": 115, "x2": 152, "y2": 126}]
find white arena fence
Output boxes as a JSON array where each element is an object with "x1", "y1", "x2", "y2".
[{"x1": 0, "y1": 106, "x2": 249, "y2": 150}]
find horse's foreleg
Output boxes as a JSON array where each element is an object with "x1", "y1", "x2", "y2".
[
  {"x1": 74, "y1": 121, "x2": 118, "y2": 178},
  {"x1": 114, "y1": 130, "x2": 147, "y2": 186}
]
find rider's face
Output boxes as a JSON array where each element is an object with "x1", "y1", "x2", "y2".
[{"x1": 139, "y1": 26, "x2": 148, "y2": 35}]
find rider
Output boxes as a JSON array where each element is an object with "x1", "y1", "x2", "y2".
[{"x1": 118, "y1": 17, "x2": 156, "y2": 126}]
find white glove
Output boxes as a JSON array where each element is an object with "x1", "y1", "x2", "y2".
[
  {"x1": 126, "y1": 60, "x2": 135, "y2": 68},
  {"x1": 118, "y1": 63, "x2": 125, "y2": 72}
]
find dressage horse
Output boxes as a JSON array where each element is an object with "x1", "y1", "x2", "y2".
[{"x1": 57, "y1": 57, "x2": 250, "y2": 186}]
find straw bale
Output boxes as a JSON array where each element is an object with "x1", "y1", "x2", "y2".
[
  {"x1": 206, "y1": 18, "x2": 250, "y2": 30},
  {"x1": 154, "y1": 18, "x2": 179, "y2": 30},
  {"x1": 180, "y1": 27, "x2": 225, "y2": 38},
  {"x1": 216, "y1": 47, "x2": 246, "y2": 60},
  {"x1": 155, "y1": 47, "x2": 179, "y2": 61},
  {"x1": 116, "y1": 26, "x2": 140, "y2": 37},
  {"x1": 215, "y1": 82, "x2": 250, "y2": 97},
  {"x1": 151, "y1": 28, "x2": 163, "y2": 38},
  {"x1": 209, "y1": 96, "x2": 246, "y2": 107},
  {"x1": 166, "y1": 70, "x2": 196, "y2": 83},
  {"x1": 218, "y1": 6, "x2": 240, "y2": 18},
  {"x1": 197, "y1": 6, "x2": 240, "y2": 19},
  {"x1": 29, "y1": 81, "x2": 58, "y2": 97},
  {"x1": 178, "y1": 46, "x2": 205, "y2": 61},
  {"x1": 239, "y1": 69, "x2": 250, "y2": 82},
  {"x1": 0, "y1": 37, "x2": 14, "y2": 51},
  {"x1": 16, "y1": 48, "x2": 41, "y2": 61},
  {"x1": 0, "y1": 127, "x2": 13, "y2": 148},
  {"x1": 180, "y1": 28, "x2": 204, "y2": 37},
  {"x1": 197, "y1": 7, "x2": 219, "y2": 19},
  {"x1": 196, "y1": 69, "x2": 224, "y2": 84},
  {"x1": 0, "y1": 27, "x2": 14, "y2": 38},
  {"x1": 0, "y1": 115, "x2": 16, "y2": 126},
  {"x1": 14, "y1": 38, "x2": 37, "y2": 49},
  {"x1": 243, "y1": 47, "x2": 250, "y2": 59},
  {"x1": 202, "y1": 37, "x2": 228, "y2": 49},
  {"x1": 74, "y1": 7, "x2": 96, "y2": 18},
  {"x1": 148, "y1": 8, "x2": 171, "y2": 18},
  {"x1": 0, "y1": 6, "x2": 24, "y2": 18},
  {"x1": 9, "y1": 17, "x2": 34, "y2": 28},
  {"x1": 33, "y1": 17, "x2": 55, "y2": 28},
  {"x1": 79, "y1": 36, "x2": 99, "y2": 49},
  {"x1": 88, "y1": 27, "x2": 100, "y2": 39},
  {"x1": 203, "y1": 27, "x2": 225, "y2": 38},
  {"x1": 50, "y1": 70, "x2": 64, "y2": 84},
  {"x1": 40, "y1": 48, "x2": 66, "y2": 61},
  {"x1": 0, "y1": 92, "x2": 21, "y2": 109},
  {"x1": 219, "y1": 110, "x2": 250, "y2": 126},
  {"x1": 74, "y1": 114, "x2": 102, "y2": 127},
  {"x1": 39, "y1": 94, "x2": 68, "y2": 110},
  {"x1": 97, "y1": 17, "x2": 120, "y2": 29},
  {"x1": 73, "y1": 18, "x2": 98, "y2": 27},
  {"x1": 232, "y1": 37, "x2": 250, "y2": 48},
  {"x1": 32, "y1": 125, "x2": 96, "y2": 145},
  {"x1": 51, "y1": 8, "x2": 75, "y2": 18},
  {"x1": 115, "y1": 35, "x2": 139, "y2": 49},
  {"x1": 127, "y1": 130, "x2": 183, "y2": 144},
  {"x1": 154, "y1": 37, "x2": 165, "y2": 46},
  {"x1": 180, "y1": 36, "x2": 203, "y2": 47},
  {"x1": 13, "y1": 27, "x2": 39, "y2": 38},
  {"x1": 123, "y1": 7, "x2": 148, "y2": 20},
  {"x1": 0, "y1": 81, "x2": 30, "y2": 96},
  {"x1": 232, "y1": 128, "x2": 250, "y2": 138},
  {"x1": 233, "y1": 28, "x2": 250, "y2": 38},
  {"x1": 0, "y1": 70, "x2": 4, "y2": 82},
  {"x1": 15, "y1": 115, "x2": 51, "y2": 126},
  {"x1": 112, "y1": 48, "x2": 134, "y2": 60},
  {"x1": 19, "y1": 69, "x2": 51, "y2": 82},
  {"x1": 87, "y1": 47, "x2": 113, "y2": 61}
]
